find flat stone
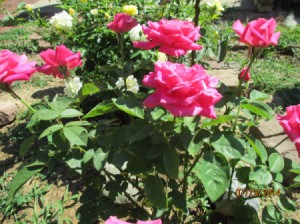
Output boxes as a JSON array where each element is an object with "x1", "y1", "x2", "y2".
[
  {"x1": 0, "y1": 101, "x2": 17, "y2": 126},
  {"x1": 261, "y1": 134, "x2": 295, "y2": 154},
  {"x1": 207, "y1": 69, "x2": 239, "y2": 88},
  {"x1": 205, "y1": 61, "x2": 240, "y2": 70},
  {"x1": 250, "y1": 118, "x2": 285, "y2": 138}
]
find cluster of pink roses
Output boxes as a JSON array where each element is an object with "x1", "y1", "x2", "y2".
[{"x1": 0, "y1": 45, "x2": 82, "y2": 86}]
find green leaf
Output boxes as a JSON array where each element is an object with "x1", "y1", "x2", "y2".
[
  {"x1": 199, "y1": 152, "x2": 230, "y2": 202},
  {"x1": 65, "y1": 121, "x2": 91, "y2": 127},
  {"x1": 250, "y1": 90, "x2": 270, "y2": 101},
  {"x1": 84, "y1": 100, "x2": 118, "y2": 119},
  {"x1": 7, "y1": 161, "x2": 44, "y2": 203},
  {"x1": 212, "y1": 134, "x2": 245, "y2": 160},
  {"x1": 187, "y1": 130, "x2": 210, "y2": 156},
  {"x1": 79, "y1": 83, "x2": 100, "y2": 101},
  {"x1": 145, "y1": 175, "x2": 167, "y2": 208},
  {"x1": 217, "y1": 39, "x2": 228, "y2": 63},
  {"x1": 19, "y1": 135, "x2": 36, "y2": 156},
  {"x1": 249, "y1": 167, "x2": 272, "y2": 185},
  {"x1": 60, "y1": 109, "x2": 83, "y2": 118},
  {"x1": 170, "y1": 191, "x2": 188, "y2": 213},
  {"x1": 284, "y1": 219, "x2": 300, "y2": 224},
  {"x1": 202, "y1": 115, "x2": 235, "y2": 128},
  {"x1": 262, "y1": 205, "x2": 284, "y2": 224},
  {"x1": 112, "y1": 98, "x2": 144, "y2": 119},
  {"x1": 163, "y1": 148, "x2": 180, "y2": 178},
  {"x1": 93, "y1": 148, "x2": 107, "y2": 171},
  {"x1": 124, "y1": 120, "x2": 152, "y2": 142},
  {"x1": 246, "y1": 136, "x2": 268, "y2": 163},
  {"x1": 48, "y1": 97, "x2": 73, "y2": 114},
  {"x1": 289, "y1": 168, "x2": 300, "y2": 175},
  {"x1": 268, "y1": 153, "x2": 284, "y2": 173},
  {"x1": 232, "y1": 205, "x2": 260, "y2": 224},
  {"x1": 39, "y1": 124, "x2": 64, "y2": 139},
  {"x1": 241, "y1": 101, "x2": 273, "y2": 119},
  {"x1": 277, "y1": 195, "x2": 296, "y2": 212},
  {"x1": 83, "y1": 149, "x2": 95, "y2": 163},
  {"x1": 35, "y1": 109, "x2": 58, "y2": 121},
  {"x1": 63, "y1": 126, "x2": 88, "y2": 146},
  {"x1": 65, "y1": 158, "x2": 82, "y2": 174},
  {"x1": 127, "y1": 157, "x2": 152, "y2": 174},
  {"x1": 183, "y1": 117, "x2": 199, "y2": 132}
]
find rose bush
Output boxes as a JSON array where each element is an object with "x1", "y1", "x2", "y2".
[
  {"x1": 133, "y1": 19, "x2": 202, "y2": 56},
  {"x1": 143, "y1": 61, "x2": 222, "y2": 117},
  {"x1": 233, "y1": 18, "x2": 281, "y2": 47}
]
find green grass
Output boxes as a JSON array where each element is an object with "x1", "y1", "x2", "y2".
[{"x1": 0, "y1": 24, "x2": 39, "y2": 53}]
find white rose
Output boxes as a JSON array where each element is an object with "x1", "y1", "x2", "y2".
[
  {"x1": 90, "y1": 9, "x2": 98, "y2": 16},
  {"x1": 49, "y1": 11, "x2": 73, "y2": 33},
  {"x1": 64, "y1": 76, "x2": 83, "y2": 97},
  {"x1": 116, "y1": 75, "x2": 139, "y2": 93},
  {"x1": 128, "y1": 24, "x2": 147, "y2": 42}
]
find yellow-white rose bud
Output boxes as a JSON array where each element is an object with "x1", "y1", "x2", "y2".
[
  {"x1": 69, "y1": 8, "x2": 75, "y2": 15},
  {"x1": 25, "y1": 4, "x2": 33, "y2": 11},
  {"x1": 157, "y1": 52, "x2": 168, "y2": 61},
  {"x1": 122, "y1": 5, "x2": 138, "y2": 16}
]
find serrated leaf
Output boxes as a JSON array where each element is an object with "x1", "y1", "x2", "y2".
[
  {"x1": 262, "y1": 205, "x2": 284, "y2": 224},
  {"x1": 39, "y1": 124, "x2": 64, "y2": 139},
  {"x1": 63, "y1": 126, "x2": 88, "y2": 146},
  {"x1": 19, "y1": 135, "x2": 36, "y2": 156},
  {"x1": 268, "y1": 153, "x2": 284, "y2": 173},
  {"x1": 246, "y1": 136, "x2": 268, "y2": 163},
  {"x1": 124, "y1": 120, "x2": 152, "y2": 142},
  {"x1": 84, "y1": 100, "x2": 118, "y2": 119},
  {"x1": 278, "y1": 195, "x2": 296, "y2": 212},
  {"x1": 145, "y1": 175, "x2": 167, "y2": 208},
  {"x1": 187, "y1": 130, "x2": 210, "y2": 156},
  {"x1": 60, "y1": 109, "x2": 83, "y2": 118},
  {"x1": 83, "y1": 149, "x2": 95, "y2": 163},
  {"x1": 48, "y1": 97, "x2": 73, "y2": 114},
  {"x1": 249, "y1": 167, "x2": 272, "y2": 185},
  {"x1": 170, "y1": 191, "x2": 188, "y2": 213},
  {"x1": 212, "y1": 134, "x2": 245, "y2": 160},
  {"x1": 250, "y1": 90, "x2": 270, "y2": 101},
  {"x1": 79, "y1": 83, "x2": 100, "y2": 101},
  {"x1": 199, "y1": 152, "x2": 230, "y2": 202},
  {"x1": 112, "y1": 98, "x2": 144, "y2": 119},
  {"x1": 241, "y1": 101, "x2": 273, "y2": 119},
  {"x1": 65, "y1": 121, "x2": 91, "y2": 127},
  {"x1": 163, "y1": 148, "x2": 180, "y2": 178},
  {"x1": 7, "y1": 161, "x2": 44, "y2": 203},
  {"x1": 93, "y1": 148, "x2": 107, "y2": 171},
  {"x1": 35, "y1": 109, "x2": 58, "y2": 121}
]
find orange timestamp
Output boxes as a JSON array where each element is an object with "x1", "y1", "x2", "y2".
[{"x1": 235, "y1": 188, "x2": 281, "y2": 198}]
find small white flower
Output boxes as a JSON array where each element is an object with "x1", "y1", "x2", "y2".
[
  {"x1": 157, "y1": 52, "x2": 168, "y2": 61},
  {"x1": 49, "y1": 11, "x2": 73, "y2": 33},
  {"x1": 126, "y1": 75, "x2": 139, "y2": 93},
  {"x1": 25, "y1": 4, "x2": 33, "y2": 11},
  {"x1": 129, "y1": 24, "x2": 147, "y2": 42},
  {"x1": 116, "y1": 75, "x2": 139, "y2": 93},
  {"x1": 64, "y1": 76, "x2": 83, "y2": 97},
  {"x1": 90, "y1": 9, "x2": 98, "y2": 16}
]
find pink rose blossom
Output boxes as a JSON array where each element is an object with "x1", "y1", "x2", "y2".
[
  {"x1": 143, "y1": 61, "x2": 222, "y2": 118},
  {"x1": 107, "y1": 13, "x2": 138, "y2": 33},
  {"x1": 0, "y1": 50, "x2": 36, "y2": 84},
  {"x1": 232, "y1": 18, "x2": 281, "y2": 47},
  {"x1": 238, "y1": 67, "x2": 251, "y2": 82},
  {"x1": 37, "y1": 45, "x2": 82, "y2": 78},
  {"x1": 105, "y1": 216, "x2": 162, "y2": 224},
  {"x1": 133, "y1": 19, "x2": 202, "y2": 57},
  {"x1": 276, "y1": 105, "x2": 300, "y2": 157}
]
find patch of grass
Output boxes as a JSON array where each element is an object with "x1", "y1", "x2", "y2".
[{"x1": 0, "y1": 24, "x2": 39, "y2": 53}]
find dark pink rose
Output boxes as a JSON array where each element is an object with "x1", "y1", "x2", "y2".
[
  {"x1": 107, "y1": 13, "x2": 138, "y2": 33},
  {"x1": 133, "y1": 19, "x2": 202, "y2": 57},
  {"x1": 0, "y1": 50, "x2": 36, "y2": 84},
  {"x1": 37, "y1": 45, "x2": 82, "y2": 78},
  {"x1": 143, "y1": 61, "x2": 222, "y2": 118},
  {"x1": 105, "y1": 216, "x2": 162, "y2": 224},
  {"x1": 233, "y1": 18, "x2": 280, "y2": 47},
  {"x1": 276, "y1": 105, "x2": 300, "y2": 157},
  {"x1": 238, "y1": 67, "x2": 251, "y2": 82}
]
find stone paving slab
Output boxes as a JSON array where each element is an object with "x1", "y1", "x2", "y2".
[
  {"x1": 262, "y1": 134, "x2": 296, "y2": 154},
  {"x1": 250, "y1": 117, "x2": 285, "y2": 138},
  {"x1": 207, "y1": 69, "x2": 240, "y2": 88}
]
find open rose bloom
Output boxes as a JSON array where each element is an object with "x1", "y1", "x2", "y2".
[
  {"x1": 0, "y1": 50, "x2": 36, "y2": 85},
  {"x1": 108, "y1": 13, "x2": 138, "y2": 33},
  {"x1": 134, "y1": 19, "x2": 202, "y2": 56},
  {"x1": 233, "y1": 18, "x2": 281, "y2": 47},
  {"x1": 143, "y1": 61, "x2": 222, "y2": 118},
  {"x1": 37, "y1": 45, "x2": 82, "y2": 78},
  {"x1": 276, "y1": 105, "x2": 300, "y2": 157},
  {"x1": 105, "y1": 216, "x2": 162, "y2": 224}
]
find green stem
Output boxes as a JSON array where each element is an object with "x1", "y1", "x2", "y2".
[
  {"x1": 227, "y1": 164, "x2": 236, "y2": 201},
  {"x1": 7, "y1": 85, "x2": 36, "y2": 113},
  {"x1": 179, "y1": 149, "x2": 204, "y2": 188},
  {"x1": 190, "y1": 0, "x2": 201, "y2": 66},
  {"x1": 232, "y1": 105, "x2": 241, "y2": 133}
]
